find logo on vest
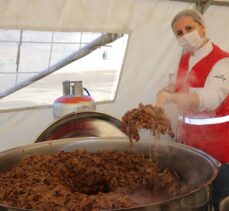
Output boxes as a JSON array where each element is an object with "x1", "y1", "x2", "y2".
[{"x1": 213, "y1": 74, "x2": 226, "y2": 81}]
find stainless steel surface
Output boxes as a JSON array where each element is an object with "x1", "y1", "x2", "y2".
[
  {"x1": 73, "y1": 81, "x2": 83, "y2": 96},
  {"x1": 0, "y1": 137, "x2": 219, "y2": 211},
  {"x1": 219, "y1": 196, "x2": 229, "y2": 211},
  {"x1": 36, "y1": 111, "x2": 127, "y2": 143},
  {"x1": 180, "y1": 188, "x2": 209, "y2": 211},
  {"x1": 63, "y1": 80, "x2": 83, "y2": 96},
  {"x1": 63, "y1": 80, "x2": 71, "y2": 96}
]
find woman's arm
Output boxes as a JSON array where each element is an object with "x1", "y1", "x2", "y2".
[
  {"x1": 156, "y1": 91, "x2": 200, "y2": 110},
  {"x1": 170, "y1": 92, "x2": 200, "y2": 110},
  {"x1": 191, "y1": 59, "x2": 229, "y2": 111},
  {"x1": 157, "y1": 58, "x2": 229, "y2": 111},
  {"x1": 157, "y1": 83, "x2": 176, "y2": 95}
]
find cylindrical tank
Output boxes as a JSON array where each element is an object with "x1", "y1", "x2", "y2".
[{"x1": 53, "y1": 81, "x2": 96, "y2": 119}]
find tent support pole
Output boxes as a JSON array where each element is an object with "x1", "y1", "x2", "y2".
[
  {"x1": 169, "y1": 0, "x2": 229, "y2": 7},
  {"x1": 195, "y1": 0, "x2": 213, "y2": 14},
  {"x1": 0, "y1": 33, "x2": 123, "y2": 99}
]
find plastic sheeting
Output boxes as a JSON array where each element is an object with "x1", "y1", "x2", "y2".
[{"x1": 0, "y1": 0, "x2": 229, "y2": 151}]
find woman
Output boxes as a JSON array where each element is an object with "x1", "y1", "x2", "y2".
[{"x1": 156, "y1": 9, "x2": 229, "y2": 211}]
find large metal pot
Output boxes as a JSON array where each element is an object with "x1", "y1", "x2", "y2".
[
  {"x1": 220, "y1": 196, "x2": 229, "y2": 211},
  {"x1": 35, "y1": 111, "x2": 126, "y2": 143},
  {"x1": 0, "y1": 137, "x2": 219, "y2": 211}
]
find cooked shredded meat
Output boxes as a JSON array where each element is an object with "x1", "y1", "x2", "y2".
[
  {"x1": 0, "y1": 150, "x2": 186, "y2": 211},
  {"x1": 120, "y1": 103, "x2": 175, "y2": 143}
]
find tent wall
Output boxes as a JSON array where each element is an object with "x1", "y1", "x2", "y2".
[
  {"x1": 0, "y1": 0, "x2": 228, "y2": 151},
  {"x1": 0, "y1": 107, "x2": 53, "y2": 150}
]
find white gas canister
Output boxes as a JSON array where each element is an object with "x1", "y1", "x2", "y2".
[{"x1": 53, "y1": 81, "x2": 96, "y2": 119}]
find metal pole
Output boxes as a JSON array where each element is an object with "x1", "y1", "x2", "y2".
[
  {"x1": 0, "y1": 33, "x2": 123, "y2": 99},
  {"x1": 15, "y1": 30, "x2": 23, "y2": 85},
  {"x1": 169, "y1": 0, "x2": 229, "y2": 7},
  {"x1": 195, "y1": 0, "x2": 213, "y2": 14}
]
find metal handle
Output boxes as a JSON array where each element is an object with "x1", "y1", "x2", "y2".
[{"x1": 83, "y1": 87, "x2": 91, "y2": 96}]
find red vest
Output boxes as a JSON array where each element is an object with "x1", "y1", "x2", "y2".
[{"x1": 176, "y1": 43, "x2": 229, "y2": 163}]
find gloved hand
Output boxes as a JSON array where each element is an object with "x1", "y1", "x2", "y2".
[{"x1": 156, "y1": 91, "x2": 172, "y2": 107}]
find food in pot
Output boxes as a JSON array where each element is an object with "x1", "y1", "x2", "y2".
[
  {"x1": 0, "y1": 149, "x2": 186, "y2": 211},
  {"x1": 121, "y1": 103, "x2": 174, "y2": 143}
]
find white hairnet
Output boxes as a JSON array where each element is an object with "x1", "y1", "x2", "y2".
[{"x1": 171, "y1": 9, "x2": 205, "y2": 28}]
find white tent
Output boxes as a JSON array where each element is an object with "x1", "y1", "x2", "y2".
[{"x1": 0, "y1": 0, "x2": 229, "y2": 151}]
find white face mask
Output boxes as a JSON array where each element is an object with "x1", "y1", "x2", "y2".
[{"x1": 178, "y1": 30, "x2": 204, "y2": 53}]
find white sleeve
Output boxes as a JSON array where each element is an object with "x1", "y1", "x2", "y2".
[{"x1": 190, "y1": 57, "x2": 229, "y2": 112}]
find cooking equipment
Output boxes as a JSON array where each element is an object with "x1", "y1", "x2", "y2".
[
  {"x1": 53, "y1": 81, "x2": 96, "y2": 119},
  {"x1": 35, "y1": 111, "x2": 126, "y2": 143},
  {"x1": 0, "y1": 137, "x2": 219, "y2": 211},
  {"x1": 220, "y1": 196, "x2": 229, "y2": 211}
]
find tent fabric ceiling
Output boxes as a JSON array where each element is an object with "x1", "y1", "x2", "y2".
[
  {"x1": 0, "y1": 0, "x2": 229, "y2": 151},
  {"x1": 0, "y1": 0, "x2": 144, "y2": 32}
]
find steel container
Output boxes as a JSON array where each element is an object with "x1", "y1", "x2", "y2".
[
  {"x1": 0, "y1": 137, "x2": 219, "y2": 211},
  {"x1": 220, "y1": 196, "x2": 229, "y2": 211},
  {"x1": 35, "y1": 111, "x2": 126, "y2": 142}
]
